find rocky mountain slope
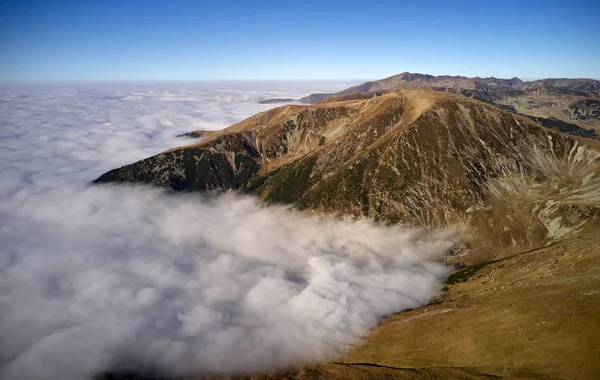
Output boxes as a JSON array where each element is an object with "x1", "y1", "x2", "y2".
[
  {"x1": 94, "y1": 86, "x2": 600, "y2": 379},
  {"x1": 95, "y1": 89, "x2": 600, "y2": 261}
]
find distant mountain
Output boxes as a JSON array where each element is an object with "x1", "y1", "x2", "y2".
[
  {"x1": 320, "y1": 71, "x2": 600, "y2": 96},
  {"x1": 520, "y1": 77, "x2": 600, "y2": 91},
  {"x1": 299, "y1": 93, "x2": 331, "y2": 104},
  {"x1": 564, "y1": 98, "x2": 600, "y2": 120},
  {"x1": 259, "y1": 98, "x2": 296, "y2": 104},
  {"x1": 261, "y1": 72, "x2": 600, "y2": 137},
  {"x1": 259, "y1": 93, "x2": 332, "y2": 105}
]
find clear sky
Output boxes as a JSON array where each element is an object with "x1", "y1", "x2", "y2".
[{"x1": 1, "y1": 0, "x2": 598, "y2": 81}]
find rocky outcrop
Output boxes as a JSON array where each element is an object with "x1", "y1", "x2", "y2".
[
  {"x1": 564, "y1": 99, "x2": 600, "y2": 120},
  {"x1": 524, "y1": 115, "x2": 599, "y2": 139},
  {"x1": 94, "y1": 132, "x2": 261, "y2": 191}
]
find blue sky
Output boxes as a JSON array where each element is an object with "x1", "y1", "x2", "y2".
[{"x1": 1, "y1": 0, "x2": 599, "y2": 81}]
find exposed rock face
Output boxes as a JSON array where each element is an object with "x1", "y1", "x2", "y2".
[
  {"x1": 95, "y1": 132, "x2": 261, "y2": 191},
  {"x1": 95, "y1": 89, "x2": 600, "y2": 259},
  {"x1": 564, "y1": 99, "x2": 600, "y2": 120},
  {"x1": 523, "y1": 115, "x2": 599, "y2": 139},
  {"x1": 478, "y1": 76, "x2": 523, "y2": 87}
]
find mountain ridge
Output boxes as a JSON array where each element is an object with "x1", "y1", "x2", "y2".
[
  {"x1": 94, "y1": 88, "x2": 600, "y2": 261},
  {"x1": 261, "y1": 72, "x2": 600, "y2": 136},
  {"x1": 92, "y1": 79, "x2": 600, "y2": 379}
]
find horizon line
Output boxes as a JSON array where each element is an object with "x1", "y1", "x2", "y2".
[{"x1": 2, "y1": 74, "x2": 599, "y2": 84}]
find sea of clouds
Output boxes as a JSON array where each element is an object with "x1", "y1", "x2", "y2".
[{"x1": 0, "y1": 81, "x2": 456, "y2": 379}]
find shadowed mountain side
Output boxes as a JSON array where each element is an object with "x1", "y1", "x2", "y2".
[
  {"x1": 95, "y1": 132, "x2": 261, "y2": 191},
  {"x1": 523, "y1": 115, "x2": 598, "y2": 139},
  {"x1": 94, "y1": 90, "x2": 600, "y2": 261}
]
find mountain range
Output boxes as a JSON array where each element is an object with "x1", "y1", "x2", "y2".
[
  {"x1": 263, "y1": 72, "x2": 600, "y2": 140},
  {"x1": 94, "y1": 73, "x2": 600, "y2": 379}
]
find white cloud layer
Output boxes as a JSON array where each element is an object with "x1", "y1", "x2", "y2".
[
  {"x1": 0, "y1": 80, "x2": 360, "y2": 197},
  {"x1": 0, "y1": 82, "x2": 455, "y2": 379}
]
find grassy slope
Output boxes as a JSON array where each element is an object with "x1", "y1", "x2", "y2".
[
  {"x1": 93, "y1": 90, "x2": 600, "y2": 380},
  {"x1": 334, "y1": 229, "x2": 600, "y2": 379}
]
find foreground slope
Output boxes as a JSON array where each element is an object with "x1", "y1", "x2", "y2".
[
  {"x1": 95, "y1": 89, "x2": 600, "y2": 260},
  {"x1": 219, "y1": 229, "x2": 600, "y2": 380},
  {"x1": 334, "y1": 228, "x2": 600, "y2": 379}
]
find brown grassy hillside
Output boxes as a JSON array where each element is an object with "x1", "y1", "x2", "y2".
[{"x1": 94, "y1": 89, "x2": 600, "y2": 379}]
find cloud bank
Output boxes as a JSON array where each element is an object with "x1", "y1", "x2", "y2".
[
  {"x1": 0, "y1": 81, "x2": 359, "y2": 197},
  {"x1": 0, "y1": 187, "x2": 455, "y2": 379},
  {"x1": 0, "y1": 82, "x2": 455, "y2": 379}
]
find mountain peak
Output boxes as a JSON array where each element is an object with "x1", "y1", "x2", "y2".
[{"x1": 94, "y1": 87, "x2": 600, "y2": 262}]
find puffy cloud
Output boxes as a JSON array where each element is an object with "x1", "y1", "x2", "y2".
[{"x1": 0, "y1": 82, "x2": 455, "y2": 379}]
